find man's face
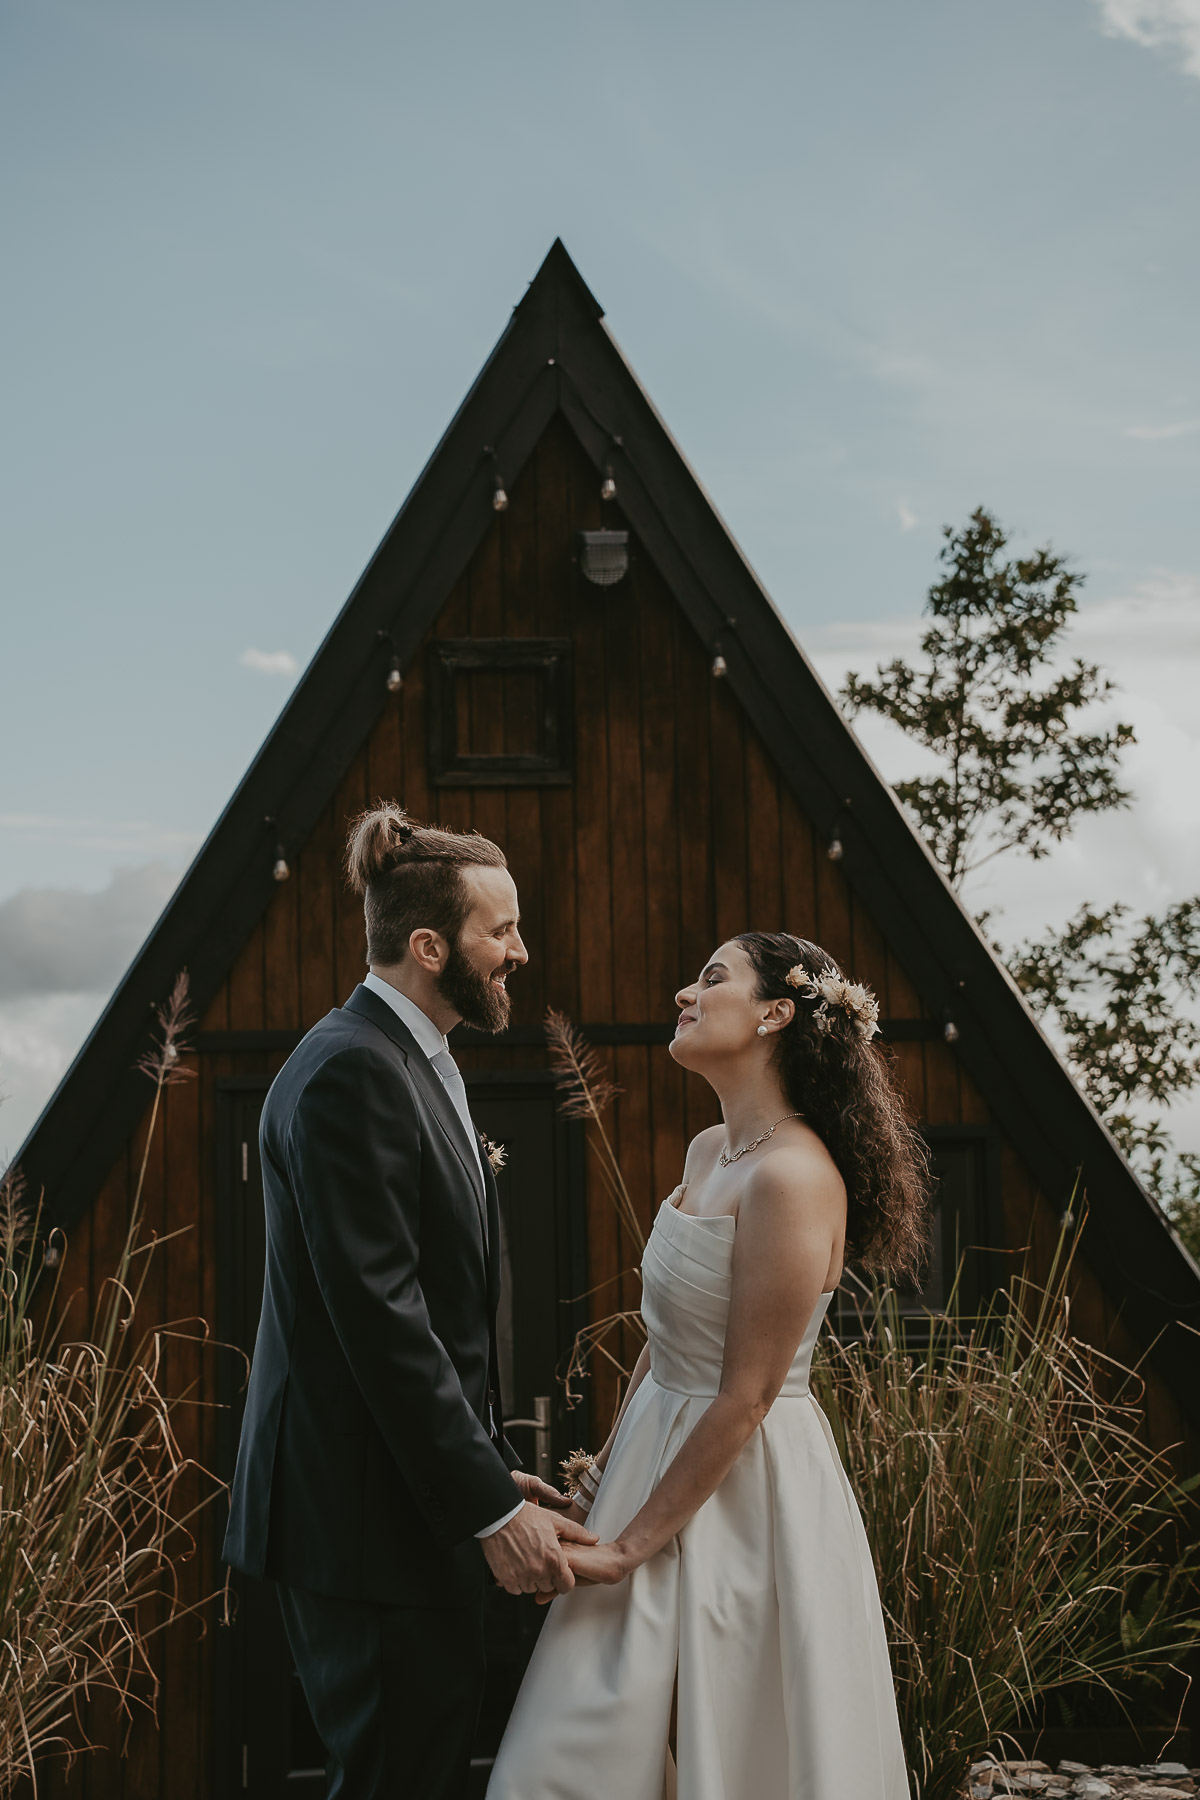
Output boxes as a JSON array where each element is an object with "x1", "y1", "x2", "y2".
[{"x1": 435, "y1": 865, "x2": 527, "y2": 1033}]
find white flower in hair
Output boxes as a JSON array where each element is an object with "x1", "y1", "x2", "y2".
[{"x1": 786, "y1": 964, "x2": 880, "y2": 1040}]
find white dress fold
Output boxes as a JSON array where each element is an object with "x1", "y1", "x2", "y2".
[{"x1": 487, "y1": 1197, "x2": 911, "y2": 1800}]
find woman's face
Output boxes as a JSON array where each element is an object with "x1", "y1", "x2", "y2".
[{"x1": 669, "y1": 940, "x2": 793, "y2": 1071}]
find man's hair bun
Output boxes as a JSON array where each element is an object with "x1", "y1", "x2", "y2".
[{"x1": 345, "y1": 802, "x2": 415, "y2": 895}]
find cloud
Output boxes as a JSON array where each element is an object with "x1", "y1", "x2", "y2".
[
  {"x1": 1091, "y1": 0, "x2": 1200, "y2": 76},
  {"x1": 1124, "y1": 419, "x2": 1200, "y2": 440},
  {"x1": 897, "y1": 501, "x2": 919, "y2": 532},
  {"x1": 240, "y1": 647, "x2": 298, "y2": 676},
  {"x1": 0, "y1": 862, "x2": 181, "y2": 1000},
  {"x1": 0, "y1": 992, "x2": 110, "y2": 1161},
  {"x1": 0, "y1": 812, "x2": 200, "y2": 860}
]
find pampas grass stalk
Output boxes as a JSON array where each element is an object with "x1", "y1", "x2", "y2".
[
  {"x1": 545, "y1": 1011, "x2": 649, "y2": 1411},
  {"x1": 0, "y1": 972, "x2": 224, "y2": 1792},
  {"x1": 812, "y1": 1213, "x2": 1200, "y2": 1800}
]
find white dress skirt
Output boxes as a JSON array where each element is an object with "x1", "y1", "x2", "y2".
[{"x1": 486, "y1": 1196, "x2": 911, "y2": 1800}]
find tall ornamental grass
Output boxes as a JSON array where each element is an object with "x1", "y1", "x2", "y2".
[
  {"x1": 0, "y1": 975, "x2": 223, "y2": 1793},
  {"x1": 812, "y1": 1223, "x2": 1200, "y2": 1800}
]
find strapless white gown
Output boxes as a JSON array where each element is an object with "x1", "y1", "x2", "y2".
[{"x1": 487, "y1": 1197, "x2": 911, "y2": 1800}]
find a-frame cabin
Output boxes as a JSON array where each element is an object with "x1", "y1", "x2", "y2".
[{"x1": 15, "y1": 240, "x2": 1200, "y2": 1798}]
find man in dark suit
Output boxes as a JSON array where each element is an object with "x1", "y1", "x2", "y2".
[{"x1": 223, "y1": 804, "x2": 594, "y2": 1799}]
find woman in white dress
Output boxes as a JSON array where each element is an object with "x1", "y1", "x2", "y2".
[{"x1": 487, "y1": 932, "x2": 931, "y2": 1800}]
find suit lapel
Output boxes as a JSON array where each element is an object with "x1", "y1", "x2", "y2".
[
  {"x1": 342, "y1": 985, "x2": 488, "y2": 1236},
  {"x1": 479, "y1": 1147, "x2": 502, "y2": 1310}
]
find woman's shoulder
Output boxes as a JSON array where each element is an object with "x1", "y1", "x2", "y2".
[
  {"x1": 741, "y1": 1130, "x2": 845, "y2": 1213},
  {"x1": 682, "y1": 1125, "x2": 725, "y2": 1177}
]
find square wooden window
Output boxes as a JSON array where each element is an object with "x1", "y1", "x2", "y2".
[
  {"x1": 829, "y1": 1126, "x2": 1001, "y2": 1343},
  {"x1": 427, "y1": 638, "x2": 573, "y2": 786}
]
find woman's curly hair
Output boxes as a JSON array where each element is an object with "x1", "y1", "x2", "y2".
[{"x1": 736, "y1": 932, "x2": 932, "y2": 1286}]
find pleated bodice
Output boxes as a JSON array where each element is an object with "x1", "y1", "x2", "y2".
[{"x1": 641, "y1": 1197, "x2": 834, "y2": 1398}]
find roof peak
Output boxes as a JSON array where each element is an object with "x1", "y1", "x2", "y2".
[{"x1": 520, "y1": 237, "x2": 604, "y2": 322}]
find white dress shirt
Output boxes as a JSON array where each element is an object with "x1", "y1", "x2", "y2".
[{"x1": 361, "y1": 971, "x2": 523, "y2": 1538}]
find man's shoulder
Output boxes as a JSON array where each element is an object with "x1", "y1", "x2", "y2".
[{"x1": 265, "y1": 1005, "x2": 416, "y2": 1120}]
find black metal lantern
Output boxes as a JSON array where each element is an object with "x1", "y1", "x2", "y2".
[{"x1": 576, "y1": 529, "x2": 629, "y2": 587}]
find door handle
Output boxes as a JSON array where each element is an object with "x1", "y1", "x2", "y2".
[{"x1": 504, "y1": 1394, "x2": 552, "y2": 1481}]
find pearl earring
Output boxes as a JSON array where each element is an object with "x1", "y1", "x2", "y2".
[{"x1": 757, "y1": 1024, "x2": 769, "y2": 1037}]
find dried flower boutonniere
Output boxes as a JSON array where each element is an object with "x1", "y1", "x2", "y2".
[{"x1": 482, "y1": 1136, "x2": 507, "y2": 1175}]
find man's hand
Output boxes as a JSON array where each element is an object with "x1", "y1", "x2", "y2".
[
  {"x1": 481, "y1": 1502, "x2": 597, "y2": 1596},
  {"x1": 511, "y1": 1471, "x2": 572, "y2": 1510},
  {"x1": 534, "y1": 1538, "x2": 631, "y2": 1605}
]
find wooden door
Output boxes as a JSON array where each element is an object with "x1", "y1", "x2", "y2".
[{"x1": 212, "y1": 1073, "x2": 587, "y2": 1799}]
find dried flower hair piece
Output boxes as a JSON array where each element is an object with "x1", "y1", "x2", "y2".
[{"x1": 785, "y1": 965, "x2": 881, "y2": 1041}]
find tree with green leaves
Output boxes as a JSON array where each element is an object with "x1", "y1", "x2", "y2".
[
  {"x1": 1008, "y1": 901, "x2": 1200, "y2": 1253},
  {"x1": 842, "y1": 508, "x2": 1200, "y2": 1258},
  {"x1": 841, "y1": 507, "x2": 1134, "y2": 887}
]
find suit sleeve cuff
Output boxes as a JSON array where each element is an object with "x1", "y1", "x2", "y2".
[{"x1": 475, "y1": 1500, "x2": 525, "y2": 1539}]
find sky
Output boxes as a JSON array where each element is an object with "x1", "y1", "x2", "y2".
[{"x1": 2, "y1": 0, "x2": 1199, "y2": 1160}]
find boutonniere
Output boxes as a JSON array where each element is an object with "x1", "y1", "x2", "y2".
[{"x1": 481, "y1": 1135, "x2": 507, "y2": 1175}]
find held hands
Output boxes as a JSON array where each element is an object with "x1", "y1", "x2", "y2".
[
  {"x1": 481, "y1": 1492, "x2": 597, "y2": 1597},
  {"x1": 534, "y1": 1538, "x2": 633, "y2": 1606}
]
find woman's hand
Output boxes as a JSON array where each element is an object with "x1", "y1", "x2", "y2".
[
  {"x1": 511, "y1": 1471, "x2": 572, "y2": 1510},
  {"x1": 533, "y1": 1539, "x2": 633, "y2": 1606}
]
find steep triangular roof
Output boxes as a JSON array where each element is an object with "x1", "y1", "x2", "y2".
[{"x1": 15, "y1": 239, "x2": 1200, "y2": 1417}]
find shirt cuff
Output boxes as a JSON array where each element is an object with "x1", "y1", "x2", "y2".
[{"x1": 475, "y1": 1499, "x2": 524, "y2": 1539}]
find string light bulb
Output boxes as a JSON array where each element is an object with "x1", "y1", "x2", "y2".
[
  {"x1": 711, "y1": 652, "x2": 728, "y2": 678},
  {"x1": 600, "y1": 464, "x2": 617, "y2": 502},
  {"x1": 827, "y1": 833, "x2": 844, "y2": 862},
  {"x1": 386, "y1": 655, "x2": 403, "y2": 694},
  {"x1": 273, "y1": 844, "x2": 291, "y2": 883},
  {"x1": 943, "y1": 1018, "x2": 960, "y2": 1044},
  {"x1": 492, "y1": 472, "x2": 509, "y2": 512}
]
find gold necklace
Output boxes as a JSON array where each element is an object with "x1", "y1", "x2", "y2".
[{"x1": 719, "y1": 1112, "x2": 804, "y2": 1167}]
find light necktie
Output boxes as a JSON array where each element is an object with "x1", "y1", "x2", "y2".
[{"x1": 429, "y1": 1049, "x2": 486, "y2": 1192}]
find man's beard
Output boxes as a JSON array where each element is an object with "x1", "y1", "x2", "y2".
[{"x1": 436, "y1": 938, "x2": 513, "y2": 1034}]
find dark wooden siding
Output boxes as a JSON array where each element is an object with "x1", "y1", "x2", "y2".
[{"x1": 33, "y1": 414, "x2": 1191, "y2": 1798}]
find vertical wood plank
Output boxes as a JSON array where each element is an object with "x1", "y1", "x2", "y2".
[
  {"x1": 847, "y1": 894, "x2": 888, "y2": 998},
  {"x1": 648, "y1": 1047, "x2": 688, "y2": 1207},
  {"x1": 813, "y1": 846, "x2": 853, "y2": 972},
  {"x1": 297, "y1": 803, "x2": 338, "y2": 1028},
  {"x1": 674, "y1": 613, "x2": 715, "y2": 986},
  {"x1": 887, "y1": 1042, "x2": 927, "y2": 1122},
  {"x1": 883, "y1": 948, "x2": 923, "y2": 1022},
  {"x1": 743, "y1": 726, "x2": 783, "y2": 933},
  {"x1": 922, "y1": 1038, "x2": 962, "y2": 1126},
  {"x1": 331, "y1": 751, "x2": 369, "y2": 997},
  {"x1": 709, "y1": 681, "x2": 748, "y2": 945},
  {"x1": 778, "y1": 786, "x2": 818, "y2": 942},
  {"x1": 226, "y1": 922, "x2": 265, "y2": 1031},
  {"x1": 638, "y1": 567, "x2": 683, "y2": 1026},
  {"x1": 606, "y1": 572, "x2": 649, "y2": 1021},
  {"x1": 262, "y1": 871, "x2": 300, "y2": 1033},
  {"x1": 400, "y1": 649, "x2": 435, "y2": 824},
  {"x1": 571, "y1": 472, "x2": 614, "y2": 1023}
]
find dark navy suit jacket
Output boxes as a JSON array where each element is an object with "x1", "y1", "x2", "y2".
[{"x1": 222, "y1": 984, "x2": 521, "y2": 1605}]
